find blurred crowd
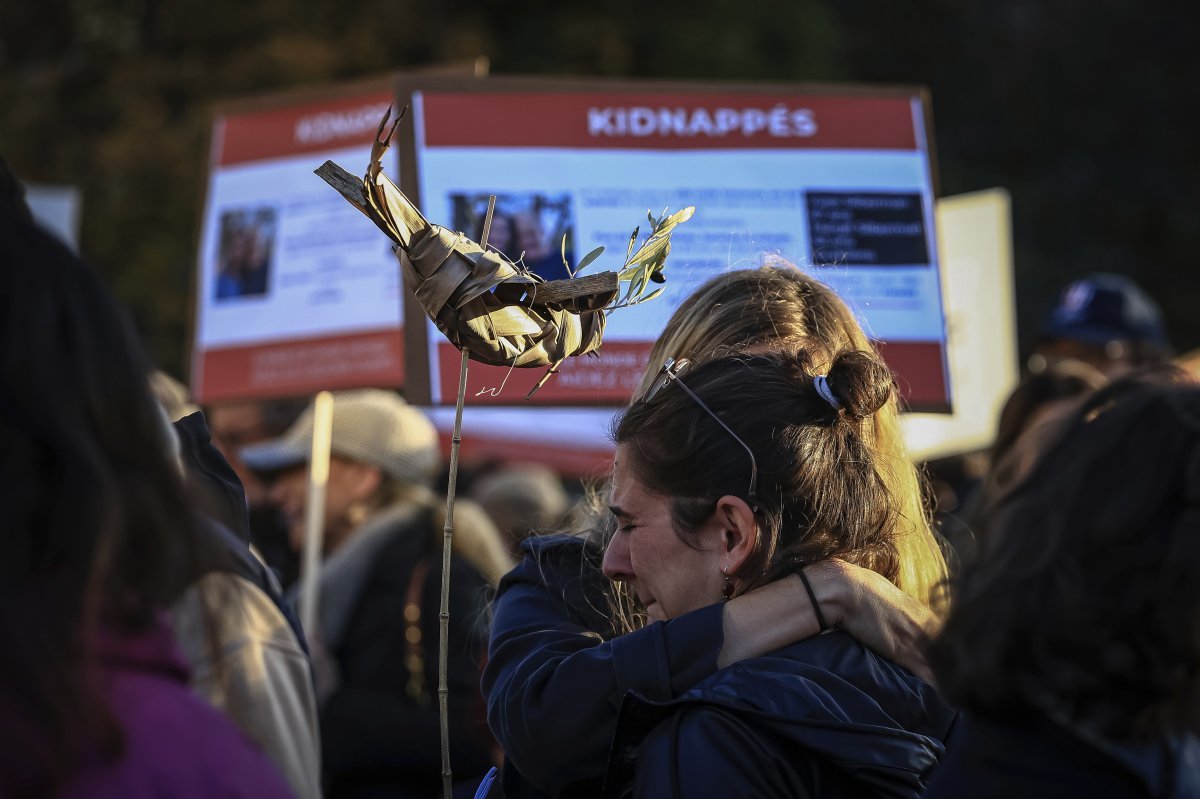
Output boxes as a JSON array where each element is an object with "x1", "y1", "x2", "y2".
[{"x1": 4, "y1": 152, "x2": 1199, "y2": 799}]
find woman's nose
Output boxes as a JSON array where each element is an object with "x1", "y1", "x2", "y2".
[{"x1": 602, "y1": 532, "x2": 632, "y2": 581}]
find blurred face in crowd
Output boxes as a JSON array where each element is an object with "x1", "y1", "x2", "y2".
[
  {"x1": 209, "y1": 402, "x2": 271, "y2": 505},
  {"x1": 515, "y1": 212, "x2": 548, "y2": 259},
  {"x1": 602, "y1": 446, "x2": 725, "y2": 621},
  {"x1": 485, "y1": 213, "x2": 514, "y2": 254},
  {"x1": 268, "y1": 456, "x2": 381, "y2": 555},
  {"x1": 1033, "y1": 339, "x2": 1138, "y2": 379}
]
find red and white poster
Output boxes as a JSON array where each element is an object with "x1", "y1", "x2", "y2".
[
  {"x1": 191, "y1": 87, "x2": 405, "y2": 402},
  {"x1": 408, "y1": 82, "x2": 951, "y2": 412}
]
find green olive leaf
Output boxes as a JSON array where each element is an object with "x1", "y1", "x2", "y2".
[{"x1": 574, "y1": 245, "x2": 605, "y2": 275}]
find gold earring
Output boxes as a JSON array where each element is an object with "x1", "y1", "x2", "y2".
[
  {"x1": 721, "y1": 564, "x2": 734, "y2": 601},
  {"x1": 345, "y1": 501, "x2": 369, "y2": 528}
]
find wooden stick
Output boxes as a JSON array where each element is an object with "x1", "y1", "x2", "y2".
[
  {"x1": 299, "y1": 391, "x2": 334, "y2": 638},
  {"x1": 438, "y1": 196, "x2": 495, "y2": 799},
  {"x1": 314, "y1": 161, "x2": 368, "y2": 211},
  {"x1": 438, "y1": 349, "x2": 468, "y2": 799},
  {"x1": 524, "y1": 271, "x2": 618, "y2": 304}
]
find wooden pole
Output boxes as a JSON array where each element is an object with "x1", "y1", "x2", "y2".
[
  {"x1": 299, "y1": 391, "x2": 335, "y2": 638},
  {"x1": 439, "y1": 197, "x2": 495, "y2": 799}
]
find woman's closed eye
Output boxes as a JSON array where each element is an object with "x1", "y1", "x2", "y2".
[{"x1": 609, "y1": 504, "x2": 637, "y2": 535}]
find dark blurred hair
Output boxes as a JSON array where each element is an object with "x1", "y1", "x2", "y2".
[
  {"x1": 929, "y1": 377, "x2": 1200, "y2": 740},
  {"x1": 0, "y1": 156, "x2": 34, "y2": 222},
  {"x1": 971, "y1": 360, "x2": 1111, "y2": 536},
  {"x1": 0, "y1": 212, "x2": 200, "y2": 793},
  {"x1": 614, "y1": 349, "x2": 900, "y2": 594},
  {"x1": 991, "y1": 359, "x2": 1107, "y2": 469}
]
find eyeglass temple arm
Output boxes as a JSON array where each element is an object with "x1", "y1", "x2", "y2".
[{"x1": 673, "y1": 379, "x2": 758, "y2": 498}]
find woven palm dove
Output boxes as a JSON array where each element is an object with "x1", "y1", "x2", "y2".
[{"x1": 315, "y1": 107, "x2": 693, "y2": 377}]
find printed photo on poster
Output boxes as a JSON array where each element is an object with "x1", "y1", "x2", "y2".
[
  {"x1": 214, "y1": 206, "x2": 277, "y2": 301},
  {"x1": 450, "y1": 192, "x2": 575, "y2": 281}
]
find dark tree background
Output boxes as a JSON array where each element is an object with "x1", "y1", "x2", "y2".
[{"x1": 3, "y1": 0, "x2": 1196, "y2": 376}]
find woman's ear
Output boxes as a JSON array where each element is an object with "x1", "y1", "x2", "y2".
[{"x1": 714, "y1": 495, "x2": 759, "y2": 576}]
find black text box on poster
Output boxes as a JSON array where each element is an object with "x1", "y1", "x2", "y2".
[{"x1": 807, "y1": 191, "x2": 930, "y2": 267}]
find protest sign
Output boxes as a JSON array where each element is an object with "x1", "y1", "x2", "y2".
[
  {"x1": 902, "y1": 188, "x2": 1017, "y2": 460},
  {"x1": 190, "y1": 80, "x2": 404, "y2": 402},
  {"x1": 396, "y1": 77, "x2": 951, "y2": 411}
]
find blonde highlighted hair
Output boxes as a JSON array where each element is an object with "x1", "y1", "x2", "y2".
[{"x1": 637, "y1": 264, "x2": 948, "y2": 611}]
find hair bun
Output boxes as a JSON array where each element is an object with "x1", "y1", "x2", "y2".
[{"x1": 824, "y1": 350, "x2": 894, "y2": 420}]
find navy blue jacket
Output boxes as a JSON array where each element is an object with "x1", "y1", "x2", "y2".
[
  {"x1": 604, "y1": 632, "x2": 956, "y2": 798},
  {"x1": 923, "y1": 713, "x2": 1200, "y2": 799},
  {"x1": 484, "y1": 536, "x2": 955, "y2": 798},
  {"x1": 485, "y1": 536, "x2": 727, "y2": 797}
]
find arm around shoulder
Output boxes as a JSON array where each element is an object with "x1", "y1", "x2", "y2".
[
  {"x1": 484, "y1": 537, "x2": 725, "y2": 794},
  {"x1": 721, "y1": 561, "x2": 937, "y2": 682}
]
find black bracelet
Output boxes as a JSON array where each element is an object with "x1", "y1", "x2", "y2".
[{"x1": 797, "y1": 568, "x2": 830, "y2": 633}]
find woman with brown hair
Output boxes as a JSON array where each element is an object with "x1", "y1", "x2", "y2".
[
  {"x1": 636, "y1": 264, "x2": 948, "y2": 609},
  {"x1": 599, "y1": 349, "x2": 955, "y2": 796}
]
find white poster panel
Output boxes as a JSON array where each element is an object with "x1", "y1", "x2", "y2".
[{"x1": 901, "y1": 188, "x2": 1017, "y2": 461}]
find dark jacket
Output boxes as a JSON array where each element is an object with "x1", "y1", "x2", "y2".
[
  {"x1": 604, "y1": 631, "x2": 957, "y2": 798},
  {"x1": 922, "y1": 713, "x2": 1200, "y2": 799},
  {"x1": 171, "y1": 411, "x2": 322, "y2": 799},
  {"x1": 487, "y1": 536, "x2": 957, "y2": 799},
  {"x1": 484, "y1": 536, "x2": 728, "y2": 798},
  {"x1": 314, "y1": 501, "x2": 498, "y2": 799},
  {"x1": 173, "y1": 411, "x2": 307, "y2": 651}
]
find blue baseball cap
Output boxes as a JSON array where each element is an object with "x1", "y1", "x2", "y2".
[{"x1": 1040, "y1": 273, "x2": 1170, "y2": 349}]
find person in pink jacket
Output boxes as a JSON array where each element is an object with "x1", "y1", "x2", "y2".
[{"x1": 0, "y1": 208, "x2": 295, "y2": 799}]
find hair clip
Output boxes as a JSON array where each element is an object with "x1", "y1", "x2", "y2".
[{"x1": 813, "y1": 375, "x2": 842, "y2": 411}]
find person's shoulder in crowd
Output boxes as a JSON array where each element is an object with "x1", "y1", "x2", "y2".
[{"x1": 61, "y1": 621, "x2": 294, "y2": 799}]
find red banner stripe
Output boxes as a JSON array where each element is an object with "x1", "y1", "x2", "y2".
[
  {"x1": 435, "y1": 338, "x2": 946, "y2": 409},
  {"x1": 194, "y1": 328, "x2": 404, "y2": 403},
  {"x1": 216, "y1": 93, "x2": 395, "y2": 167},
  {"x1": 421, "y1": 92, "x2": 919, "y2": 151},
  {"x1": 874, "y1": 339, "x2": 950, "y2": 412},
  {"x1": 435, "y1": 341, "x2": 655, "y2": 406}
]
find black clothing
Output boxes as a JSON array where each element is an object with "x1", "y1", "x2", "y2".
[
  {"x1": 922, "y1": 713, "x2": 1200, "y2": 799},
  {"x1": 319, "y1": 504, "x2": 497, "y2": 799},
  {"x1": 173, "y1": 411, "x2": 308, "y2": 654}
]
